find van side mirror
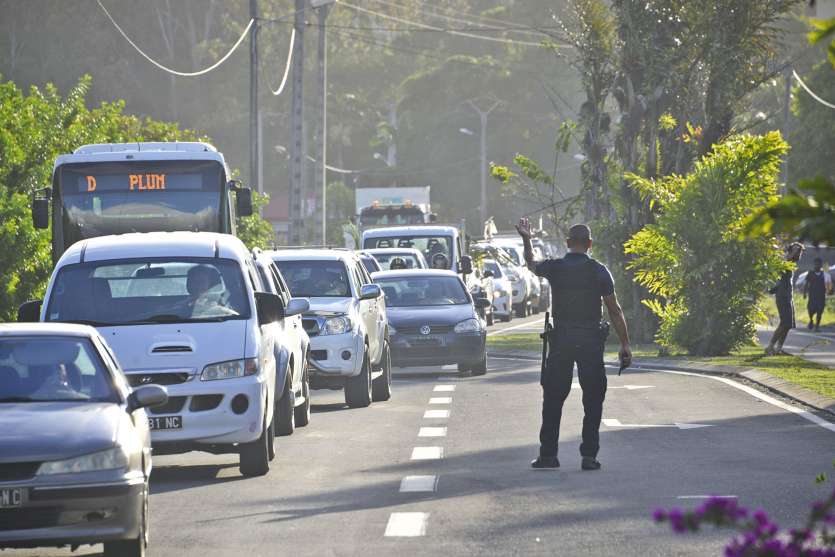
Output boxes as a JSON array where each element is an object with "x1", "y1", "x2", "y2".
[
  {"x1": 18, "y1": 300, "x2": 42, "y2": 323},
  {"x1": 32, "y1": 198, "x2": 50, "y2": 229},
  {"x1": 255, "y1": 292, "x2": 284, "y2": 323},
  {"x1": 460, "y1": 255, "x2": 474, "y2": 275},
  {"x1": 284, "y1": 298, "x2": 309, "y2": 317},
  {"x1": 128, "y1": 385, "x2": 168, "y2": 413},
  {"x1": 232, "y1": 183, "x2": 253, "y2": 217}
]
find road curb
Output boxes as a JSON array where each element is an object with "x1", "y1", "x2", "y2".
[{"x1": 487, "y1": 350, "x2": 835, "y2": 419}]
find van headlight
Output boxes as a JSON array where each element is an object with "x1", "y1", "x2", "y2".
[
  {"x1": 454, "y1": 318, "x2": 482, "y2": 333},
  {"x1": 201, "y1": 358, "x2": 258, "y2": 381},
  {"x1": 322, "y1": 316, "x2": 352, "y2": 336},
  {"x1": 37, "y1": 447, "x2": 129, "y2": 475}
]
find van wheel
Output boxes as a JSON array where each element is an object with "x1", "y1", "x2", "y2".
[
  {"x1": 104, "y1": 483, "x2": 147, "y2": 557},
  {"x1": 372, "y1": 341, "x2": 392, "y2": 402},
  {"x1": 514, "y1": 304, "x2": 526, "y2": 318},
  {"x1": 486, "y1": 311, "x2": 494, "y2": 327},
  {"x1": 240, "y1": 415, "x2": 270, "y2": 477},
  {"x1": 294, "y1": 362, "x2": 311, "y2": 427},
  {"x1": 276, "y1": 370, "x2": 296, "y2": 436},
  {"x1": 267, "y1": 407, "x2": 277, "y2": 461},
  {"x1": 471, "y1": 356, "x2": 487, "y2": 376},
  {"x1": 345, "y1": 352, "x2": 372, "y2": 408}
]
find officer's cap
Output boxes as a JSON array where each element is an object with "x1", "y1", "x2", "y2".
[{"x1": 568, "y1": 224, "x2": 592, "y2": 242}]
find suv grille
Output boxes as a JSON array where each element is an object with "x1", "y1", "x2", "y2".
[
  {"x1": 302, "y1": 319, "x2": 321, "y2": 337},
  {"x1": 126, "y1": 372, "x2": 191, "y2": 387},
  {"x1": 0, "y1": 462, "x2": 39, "y2": 482},
  {"x1": 148, "y1": 396, "x2": 187, "y2": 415}
]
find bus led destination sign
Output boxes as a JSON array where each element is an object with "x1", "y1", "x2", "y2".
[{"x1": 84, "y1": 174, "x2": 166, "y2": 192}]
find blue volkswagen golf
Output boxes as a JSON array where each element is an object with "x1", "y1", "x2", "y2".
[{"x1": 371, "y1": 270, "x2": 490, "y2": 375}]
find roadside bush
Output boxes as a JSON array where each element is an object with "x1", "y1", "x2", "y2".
[{"x1": 624, "y1": 133, "x2": 787, "y2": 356}]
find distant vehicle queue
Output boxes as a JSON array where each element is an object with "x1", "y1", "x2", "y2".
[{"x1": 2, "y1": 142, "x2": 556, "y2": 555}]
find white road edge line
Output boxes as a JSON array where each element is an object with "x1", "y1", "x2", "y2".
[
  {"x1": 677, "y1": 495, "x2": 738, "y2": 499},
  {"x1": 400, "y1": 476, "x2": 438, "y2": 493},
  {"x1": 385, "y1": 512, "x2": 429, "y2": 537},
  {"x1": 487, "y1": 321, "x2": 539, "y2": 337},
  {"x1": 434, "y1": 385, "x2": 456, "y2": 392},
  {"x1": 423, "y1": 409, "x2": 450, "y2": 419},
  {"x1": 429, "y1": 397, "x2": 452, "y2": 404},
  {"x1": 418, "y1": 427, "x2": 447, "y2": 437},
  {"x1": 411, "y1": 446, "x2": 444, "y2": 460},
  {"x1": 656, "y1": 369, "x2": 835, "y2": 433}
]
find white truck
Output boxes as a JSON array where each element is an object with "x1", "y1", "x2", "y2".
[{"x1": 355, "y1": 186, "x2": 434, "y2": 229}]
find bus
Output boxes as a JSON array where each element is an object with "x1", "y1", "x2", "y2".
[{"x1": 32, "y1": 142, "x2": 253, "y2": 261}]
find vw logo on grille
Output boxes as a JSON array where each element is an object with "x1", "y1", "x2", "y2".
[{"x1": 420, "y1": 325, "x2": 431, "y2": 335}]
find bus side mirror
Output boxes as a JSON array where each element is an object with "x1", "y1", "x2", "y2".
[
  {"x1": 428, "y1": 213, "x2": 438, "y2": 223},
  {"x1": 233, "y1": 184, "x2": 253, "y2": 217},
  {"x1": 460, "y1": 255, "x2": 473, "y2": 275},
  {"x1": 32, "y1": 198, "x2": 49, "y2": 229}
]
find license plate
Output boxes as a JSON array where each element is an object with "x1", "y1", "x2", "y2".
[
  {"x1": 0, "y1": 488, "x2": 25, "y2": 509},
  {"x1": 413, "y1": 336, "x2": 442, "y2": 346},
  {"x1": 149, "y1": 416, "x2": 182, "y2": 430}
]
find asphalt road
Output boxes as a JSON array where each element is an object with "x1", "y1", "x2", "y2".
[
  {"x1": 758, "y1": 327, "x2": 835, "y2": 368},
  {"x1": 7, "y1": 317, "x2": 835, "y2": 556}
]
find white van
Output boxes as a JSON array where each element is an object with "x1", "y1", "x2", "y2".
[{"x1": 23, "y1": 232, "x2": 309, "y2": 477}]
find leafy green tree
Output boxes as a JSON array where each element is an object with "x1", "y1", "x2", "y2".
[
  {"x1": 237, "y1": 191, "x2": 275, "y2": 250},
  {"x1": 624, "y1": 133, "x2": 787, "y2": 356}
]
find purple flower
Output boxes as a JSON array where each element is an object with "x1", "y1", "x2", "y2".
[
  {"x1": 753, "y1": 509, "x2": 770, "y2": 525},
  {"x1": 653, "y1": 508, "x2": 667, "y2": 523}
]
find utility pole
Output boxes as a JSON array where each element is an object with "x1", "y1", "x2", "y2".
[
  {"x1": 289, "y1": 0, "x2": 306, "y2": 244},
  {"x1": 249, "y1": 0, "x2": 259, "y2": 194},
  {"x1": 781, "y1": 65, "x2": 792, "y2": 193},
  {"x1": 314, "y1": 2, "x2": 332, "y2": 245},
  {"x1": 466, "y1": 100, "x2": 500, "y2": 229}
]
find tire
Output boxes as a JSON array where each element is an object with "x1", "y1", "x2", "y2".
[
  {"x1": 501, "y1": 313, "x2": 512, "y2": 323},
  {"x1": 104, "y1": 483, "x2": 147, "y2": 557},
  {"x1": 240, "y1": 414, "x2": 270, "y2": 477},
  {"x1": 294, "y1": 361, "x2": 311, "y2": 427},
  {"x1": 372, "y1": 341, "x2": 392, "y2": 402},
  {"x1": 275, "y1": 367, "x2": 296, "y2": 437},
  {"x1": 267, "y1": 412, "x2": 276, "y2": 462},
  {"x1": 471, "y1": 356, "x2": 487, "y2": 376},
  {"x1": 486, "y1": 310, "x2": 494, "y2": 326},
  {"x1": 457, "y1": 363, "x2": 470, "y2": 373},
  {"x1": 345, "y1": 351, "x2": 372, "y2": 408},
  {"x1": 515, "y1": 304, "x2": 526, "y2": 318}
]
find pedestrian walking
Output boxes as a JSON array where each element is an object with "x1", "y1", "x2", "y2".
[
  {"x1": 766, "y1": 242, "x2": 805, "y2": 356},
  {"x1": 803, "y1": 257, "x2": 832, "y2": 332},
  {"x1": 516, "y1": 219, "x2": 632, "y2": 471}
]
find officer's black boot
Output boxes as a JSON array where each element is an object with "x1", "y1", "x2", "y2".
[
  {"x1": 531, "y1": 455, "x2": 560, "y2": 469},
  {"x1": 581, "y1": 457, "x2": 601, "y2": 471}
]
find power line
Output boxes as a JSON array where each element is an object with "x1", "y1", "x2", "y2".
[
  {"x1": 268, "y1": 28, "x2": 295, "y2": 96},
  {"x1": 96, "y1": 0, "x2": 254, "y2": 78},
  {"x1": 793, "y1": 69, "x2": 835, "y2": 110},
  {"x1": 366, "y1": 0, "x2": 552, "y2": 38},
  {"x1": 317, "y1": 22, "x2": 562, "y2": 33},
  {"x1": 338, "y1": 2, "x2": 555, "y2": 49}
]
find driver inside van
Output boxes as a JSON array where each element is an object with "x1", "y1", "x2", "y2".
[{"x1": 186, "y1": 265, "x2": 237, "y2": 318}]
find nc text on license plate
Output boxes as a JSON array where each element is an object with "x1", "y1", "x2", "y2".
[
  {"x1": 149, "y1": 416, "x2": 182, "y2": 430},
  {"x1": 0, "y1": 488, "x2": 25, "y2": 508}
]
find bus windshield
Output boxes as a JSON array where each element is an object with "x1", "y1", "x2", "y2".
[{"x1": 58, "y1": 160, "x2": 224, "y2": 248}]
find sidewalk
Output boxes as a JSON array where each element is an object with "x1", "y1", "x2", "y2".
[
  {"x1": 488, "y1": 348, "x2": 835, "y2": 419},
  {"x1": 757, "y1": 326, "x2": 835, "y2": 369}
]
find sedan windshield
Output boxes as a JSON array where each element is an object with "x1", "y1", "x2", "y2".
[
  {"x1": 275, "y1": 260, "x2": 352, "y2": 298},
  {"x1": 376, "y1": 276, "x2": 469, "y2": 307},
  {"x1": 46, "y1": 258, "x2": 250, "y2": 326},
  {"x1": 0, "y1": 337, "x2": 117, "y2": 403}
]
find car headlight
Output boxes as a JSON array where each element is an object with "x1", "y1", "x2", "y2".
[
  {"x1": 201, "y1": 358, "x2": 258, "y2": 381},
  {"x1": 37, "y1": 447, "x2": 129, "y2": 475},
  {"x1": 322, "y1": 316, "x2": 352, "y2": 335},
  {"x1": 454, "y1": 318, "x2": 482, "y2": 333}
]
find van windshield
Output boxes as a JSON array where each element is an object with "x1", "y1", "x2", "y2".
[
  {"x1": 363, "y1": 235, "x2": 453, "y2": 270},
  {"x1": 46, "y1": 258, "x2": 250, "y2": 326}
]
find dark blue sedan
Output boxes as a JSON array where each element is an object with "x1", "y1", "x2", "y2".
[{"x1": 371, "y1": 270, "x2": 490, "y2": 375}]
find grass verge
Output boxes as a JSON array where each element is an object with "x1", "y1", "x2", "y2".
[{"x1": 487, "y1": 333, "x2": 835, "y2": 399}]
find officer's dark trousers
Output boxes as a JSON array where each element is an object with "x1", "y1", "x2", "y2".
[{"x1": 539, "y1": 329, "x2": 607, "y2": 458}]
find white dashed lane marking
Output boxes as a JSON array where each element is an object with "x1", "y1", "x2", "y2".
[
  {"x1": 385, "y1": 512, "x2": 429, "y2": 537},
  {"x1": 423, "y1": 409, "x2": 450, "y2": 419},
  {"x1": 418, "y1": 426, "x2": 447, "y2": 437},
  {"x1": 411, "y1": 447, "x2": 444, "y2": 460},
  {"x1": 429, "y1": 397, "x2": 452, "y2": 404},
  {"x1": 433, "y1": 385, "x2": 456, "y2": 392},
  {"x1": 400, "y1": 476, "x2": 439, "y2": 493}
]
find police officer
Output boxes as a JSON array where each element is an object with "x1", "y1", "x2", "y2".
[{"x1": 516, "y1": 219, "x2": 632, "y2": 471}]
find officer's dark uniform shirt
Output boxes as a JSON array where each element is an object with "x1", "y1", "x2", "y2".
[{"x1": 534, "y1": 253, "x2": 615, "y2": 324}]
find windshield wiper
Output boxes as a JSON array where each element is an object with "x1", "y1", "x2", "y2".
[{"x1": 0, "y1": 396, "x2": 38, "y2": 403}]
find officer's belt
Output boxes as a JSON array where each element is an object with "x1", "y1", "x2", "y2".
[{"x1": 553, "y1": 320, "x2": 602, "y2": 330}]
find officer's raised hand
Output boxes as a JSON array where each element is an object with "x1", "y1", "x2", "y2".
[{"x1": 515, "y1": 218, "x2": 533, "y2": 240}]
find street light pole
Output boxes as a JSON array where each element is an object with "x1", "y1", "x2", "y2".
[
  {"x1": 465, "y1": 100, "x2": 500, "y2": 228},
  {"x1": 249, "y1": 0, "x2": 259, "y2": 194},
  {"x1": 289, "y1": 0, "x2": 306, "y2": 244},
  {"x1": 312, "y1": 0, "x2": 335, "y2": 245}
]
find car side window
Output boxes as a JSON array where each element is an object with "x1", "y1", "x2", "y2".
[
  {"x1": 245, "y1": 259, "x2": 263, "y2": 293},
  {"x1": 270, "y1": 264, "x2": 291, "y2": 303},
  {"x1": 256, "y1": 263, "x2": 277, "y2": 295}
]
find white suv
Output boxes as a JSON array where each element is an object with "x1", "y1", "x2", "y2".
[
  {"x1": 31, "y1": 232, "x2": 309, "y2": 477},
  {"x1": 270, "y1": 249, "x2": 392, "y2": 408}
]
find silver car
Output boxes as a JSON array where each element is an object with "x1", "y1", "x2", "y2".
[{"x1": 0, "y1": 323, "x2": 167, "y2": 556}]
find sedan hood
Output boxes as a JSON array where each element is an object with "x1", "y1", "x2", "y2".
[
  {"x1": 0, "y1": 402, "x2": 120, "y2": 463},
  {"x1": 387, "y1": 304, "x2": 475, "y2": 328},
  {"x1": 306, "y1": 297, "x2": 352, "y2": 316}
]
